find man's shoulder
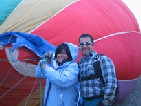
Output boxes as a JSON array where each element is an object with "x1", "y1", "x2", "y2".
[
  {"x1": 96, "y1": 53, "x2": 111, "y2": 60},
  {"x1": 78, "y1": 57, "x2": 84, "y2": 64},
  {"x1": 97, "y1": 54, "x2": 114, "y2": 67}
]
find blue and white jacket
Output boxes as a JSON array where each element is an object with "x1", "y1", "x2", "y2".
[{"x1": 36, "y1": 43, "x2": 79, "y2": 106}]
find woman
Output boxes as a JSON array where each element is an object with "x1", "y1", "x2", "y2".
[{"x1": 36, "y1": 43, "x2": 79, "y2": 106}]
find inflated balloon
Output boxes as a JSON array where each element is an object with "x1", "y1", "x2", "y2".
[
  {"x1": 0, "y1": 0, "x2": 23, "y2": 25},
  {"x1": 0, "y1": 0, "x2": 77, "y2": 33},
  {"x1": 0, "y1": 0, "x2": 141, "y2": 105}
]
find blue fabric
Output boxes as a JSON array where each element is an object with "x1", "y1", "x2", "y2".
[
  {"x1": 0, "y1": 32, "x2": 56, "y2": 57},
  {"x1": 84, "y1": 97, "x2": 102, "y2": 106},
  {"x1": 36, "y1": 43, "x2": 79, "y2": 106}
]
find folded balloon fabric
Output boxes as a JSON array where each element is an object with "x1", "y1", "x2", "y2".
[{"x1": 0, "y1": 32, "x2": 56, "y2": 57}]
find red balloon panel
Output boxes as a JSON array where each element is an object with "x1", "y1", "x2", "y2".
[
  {"x1": 94, "y1": 32, "x2": 141, "y2": 80},
  {"x1": 15, "y1": 0, "x2": 140, "y2": 60},
  {"x1": 32, "y1": 0, "x2": 139, "y2": 46}
]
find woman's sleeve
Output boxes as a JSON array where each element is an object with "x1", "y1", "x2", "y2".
[
  {"x1": 35, "y1": 61, "x2": 47, "y2": 78},
  {"x1": 44, "y1": 62, "x2": 79, "y2": 87}
]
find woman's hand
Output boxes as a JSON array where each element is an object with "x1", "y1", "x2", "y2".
[{"x1": 40, "y1": 62, "x2": 48, "y2": 70}]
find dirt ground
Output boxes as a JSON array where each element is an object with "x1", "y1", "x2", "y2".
[{"x1": 116, "y1": 75, "x2": 141, "y2": 106}]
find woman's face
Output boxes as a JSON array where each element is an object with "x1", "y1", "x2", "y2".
[{"x1": 57, "y1": 49, "x2": 68, "y2": 63}]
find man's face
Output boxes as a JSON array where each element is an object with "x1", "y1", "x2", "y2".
[{"x1": 79, "y1": 37, "x2": 93, "y2": 55}]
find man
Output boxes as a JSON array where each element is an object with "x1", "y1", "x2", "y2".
[{"x1": 78, "y1": 34, "x2": 117, "y2": 106}]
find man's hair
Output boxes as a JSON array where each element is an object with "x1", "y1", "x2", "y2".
[
  {"x1": 55, "y1": 43, "x2": 72, "y2": 61},
  {"x1": 79, "y1": 34, "x2": 94, "y2": 43}
]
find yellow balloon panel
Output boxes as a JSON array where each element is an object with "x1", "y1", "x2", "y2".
[{"x1": 0, "y1": 0, "x2": 78, "y2": 33}]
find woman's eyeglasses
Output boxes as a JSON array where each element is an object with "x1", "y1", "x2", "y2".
[{"x1": 79, "y1": 42, "x2": 93, "y2": 46}]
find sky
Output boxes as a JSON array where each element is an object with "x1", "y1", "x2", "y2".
[{"x1": 122, "y1": 0, "x2": 141, "y2": 30}]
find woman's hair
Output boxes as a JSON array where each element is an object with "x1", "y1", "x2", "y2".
[{"x1": 55, "y1": 43, "x2": 72, "y2": 61}]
